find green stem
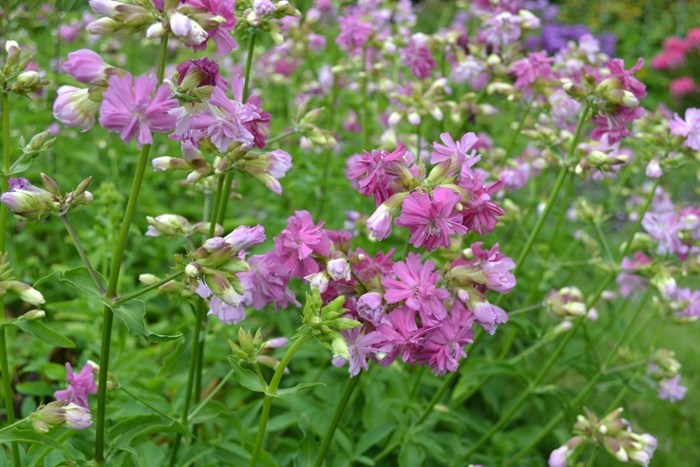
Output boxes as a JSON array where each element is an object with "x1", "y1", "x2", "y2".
[
  {"x1": 265, "y1": 129, "x2": 296, "y2": 145},
  {"x1": 1, "y1": 87, "x2": 21, "y2": 467},
  {"x1": 514, "y1": 105, "x2": 590, "y2": 277},
  {"x1": 249, "y1": 328, "x2": 311, "y2": 467},
  {"x1": 120, "y1": 386, "x2": 183, "y2": 428},
  {"x1": 313, "y1": 375, "x2": 361, "y2": 467},
  {"x1": 188, "y1": 367, "x2": 235, "y2": 422},
  {"x1": 505, "y1": 102, "x2": 531, "y2": 156},
  {"x1": 0, "y1": 417, "x2": 24, "y2": 435},
  {"x1": 242, "y1": 32, "x2": 257, "y2": 104},
  {"x1": 209, "y1": 173, "x2": 226, "y2": 236},
  {"x1": 60, "y1": 213, "x2": 106, "y2": 295},
  {"x1": 112, "y1": 270, "x2": 185, "y2": 306},
  {"x1": 169, "y1": 303, "x2": 205, "y2": 466},
  {"x1": 94, "y1": 36, "x2": 169, "y2": 465}
]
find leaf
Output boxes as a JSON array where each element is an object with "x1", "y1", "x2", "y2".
[
  {"x1": 188, "y1": 400, "x2": 227, "y2": 425},
  {"x1": 398, "y1": 439, "x2": 425, "y2": 467},
  {"x1": 111, "y1": 300, "x2": 181, "y2": 343},
  {"x1": 9, "y1": 156, "x2": 33, "y2": 176},
  {"x1": 16, "y1": 381, "x2": 55, "y2": 397},
  {"x1": 0, "y1": 429, "x2": 70, "y2": 453},
  {"x1": 274, "y1": 381, "x2": 325, "y2": 397},
  {"x1": 354, "y1": 424, "x2": 396, "y2": 456},
  {"x1": 228, "y1": 357, "x2": 265, "y2": 393},
  {"x1": 59, "y1": 267, "x2": 105, "y2": 298},
  {"x1": 12, "y1": 320, "x2": 75, "y2": 348}
]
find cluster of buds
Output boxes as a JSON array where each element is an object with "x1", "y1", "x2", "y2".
[
  {"x1": 0, "y1": 254, "x2": 45, "y2": 307},
  {"x1": 152, "y1": 141, "x2": 213, "y2": 184},
  {"x1": 228, "y1": 327, "x2": 288, "y2": 370},
  {"x1": 550, "y1": 407, "x2": 657, "y2": 467},
  {"x1": 1, "y1": 175, "x2": 93, "y2": 221},
  {"x1": 294, "y1": 102, "x2": 336, "y2": 150},
  {"x1": 545, "y1": 286, "x2": 597, "y2": 333},
  {"x1": 19, "y1": 128, "x2": 58, "y2": 159},
  {"x1": 1, "y1": 41, "x2": 48, "y2": 95},
  {"x1": 575, "y1": 149, "x2": 629, "y2": 176},
  {"x1": 236, "y1": 0, "x2": 301, "y2": 44},
  {"x1": 387, "y1": 78, "x2": 452, "y2": 127},
  {"x1": 30, "y1": 400, "x2": 92, "y2": 433},
  {"x1": 563, "y1": 71, "x2": 639, "y2": 113},
  {"x1": 184, "y1": 225, "x2": 265, "y2": 307},
  {"x1": 301, "y1": 290, "x2": 360, "y2": 362},
  {"x1": 145, "y1": 213, "x2": 220, "y2": 238},
  {"x1": 303, "y1": 255, "x2": 352, "y2": 294}
]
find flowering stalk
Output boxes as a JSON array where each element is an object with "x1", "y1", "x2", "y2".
[
  {"x1": 461, "y1": 176, "x2": 659, "y2": 462},
  {"x1": 513, "y1": 104, "x2": 591, "y2": 277},
  {"x1": 0, "y1": 89, "x2": 21, "y2": 467},
  {"x1": 94, "y1": 36, "x2": 169, "y2": 465},
  {"x1": 506, "y1": 287, "x2": 655, "y2": 466},
  {"x1": 249, "y1": 328, "x2": 311, "y2": 467},
  {"x1": 313, "y1": 375, "x2": 361, "y2": 467},
  {"x1": 60, "y1": 213, "x2": 106, "y2": 295}
]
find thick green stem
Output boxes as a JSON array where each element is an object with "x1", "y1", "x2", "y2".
[
  {"x1": 169, "y1": 304, "x2": 205, "y2": 466},
  {"x1": 249, "y1": 329, "x2": 311, "y2": 467},
  {"x1": 94, "y1": 36, "x2": 169, "y2": 465},
  {"x1": 60, "y1": 213, "x2": 106, "y2": 295},
  {"x1": 313, "y1": 375, "x2": 361, "y2": 467},
  {"x1": 361, "y1": 46, "x2": 370, "y2": 149},
  {"x1": 1, "y1": 87, "x2": 21, "y2": 467}
]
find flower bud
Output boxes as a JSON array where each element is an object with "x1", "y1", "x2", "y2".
[
  {"x1": 326, "y1": 258, "x2": 351, "y2": 281},
  {"x1": 64, "y1": 403, "x2": 92, "y2": 430},
  {"x1": 20, "y1": 309, "x2": 46, "y2": 320}
]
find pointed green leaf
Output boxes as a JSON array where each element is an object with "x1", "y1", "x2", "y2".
[
  {"x1": 227, "y1": 357, "x2": 265, "y2": 393},
  {"x1": 274, "y1": 381, "x2": 325, "y2": 397},
  {"x1": 13, "y1": 320, "x2": 75, "y2": 348},
  {"x1": 111, "y1": 300, "x2": 181, "y2": 343},
  {"x1": 0, "y1": 429, "x2": 70, "y2": 453},
  {"x1": 60, "y1": 267, "x2": 105, "y2": 298}
]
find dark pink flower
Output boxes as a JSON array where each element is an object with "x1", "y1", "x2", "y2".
[
  {"x1": 669, "y1": 77, "x2": 698, "y2": 97},
  {"x1": 99, "y1": 73, "x2": 177, "y2": 146},
  {"x1": 459, "y1": 170, "x2": 505, "y2": 235},
  {"x1": 382, "y1": 253, "x2": 449, "y2": 325},
  {"x1": 186, "y1": 0, "x2": 237, "y2": 55},
  {"x1": 430, "y1": 132, "x2": 481, "y2": 172},
  {"x1": 336, "y1": 13, "x2": 372, "y2": 56},
  {"x1": 375, "y1": 307, "x2": 424, "y2": 365},
  {"x1": 603, "y1": 58, "x2": 647, "y2": 100},
  {"x1": 54, "y1": 362, "x2": 97, "y2": 409},
  {"x1": 401, "y1": 34, "x2": 436, "y2": 79},
  {"x1": 176, "y1": 57, "x2": 227, "y2": 89},
  {"x1": 510, "y1": 51, "x2": 553, "y2": 90},
  {"x1": 415, "y1": 301, "x2": 474, "y2": 375},
  {"x1": 239, "y1": 254, "x2": 299, "y2": 310},
  {"x1": 272, "y1": 210, "x2": 331, "y2": 278},
  {"x1": 396, "y1": 188, "x2": 468, "y2": 251},
  {"x1": 591, "y1": 106, "x2": 645, "y2": 145},
  {"x1": 347, "y1": 143, "x2": 413, "y2": 204}
]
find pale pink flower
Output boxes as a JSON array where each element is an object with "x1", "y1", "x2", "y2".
[
  {"x1": 99, "y1": 73, "x2": 177, "y2": 146},
  {"x1": 62, "y1": 49, "x2": 111, "y2": 84},
  {"x1": 54, "y1": 362, "x2": 97, "y2": 409},
  {"x1": 669, "y1": 108, "x2": 700, "y2": 151}
]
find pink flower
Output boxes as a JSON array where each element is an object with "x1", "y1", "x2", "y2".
[
  {"x1": 510, "y1": 51, "x2": 553, "y2": 90},
  {"x1": 336, "y1": 13, "x2": 372, "y2": 56},
  {"x1": 590, "y1": 106, "x2": 645, "y2": 145},
  {"x1": 669, "y1": 76, "x2": 698, "y2": 97},
  {"x1": 62, "y1": 49, "x2": 111, "y2": 84},
  {"x1": 196, "y1": 282, "x2": 246, "y2": 324},
  {"x1": 401, "y1": 34, "x2": 436, "y2": 79},
  {"x1": 616, "y1": 252, "x2": 651, "y2": 297},
  {"x1": 356, "y1": 292, "x2": 385, "y2": 325},
  {"x1": 669, "y1": 108, "x2": 700, "y2": 151},
  {"x1": 346, "y1": 143, "x2": 413, "y2": 204},
  {"x1": 651, "y1": 37, "x2": 689, "y2": 70},
  {"x1": 224, "y1": 225, "x2": 265, "y2": 252},
  {"x1": 415, "y1": 302, "x2": 474, "y2": 375},
  {"x1": 54, "y1": 362, "x2": 97, "y2": 409},
  {"x1": 382, "y1": 253, "x2": 449, "y2": 325},
  {"x1": 53, "y1": 86, "x2": 101, "y2": 130},
  {"x1": 239, "y1": 254, "x2": 299, "y2": 310},
  {"x1": 459, "y1": 169, "x2": 505, "y2": 234},
  {"x1": 396, "y1": 188, "x2": 468, "y2": 251},
  {"x1": 472, "y1": 300, "x2": 508, "y2": 334},
  {"x1": 430, "y1": 132, "x2": 481, "y2": 171},
  {"x1": 374, "y1": 307, "x2": 424, "y2": 365},
  {"x1": 186, "y1": 0, "x2": 237, "y2": 55},
  {"x1": 99, "y1": 73, "x2": 177, "y2": 146},
  {"x1": 604, "y1": 58, "x2": 647, "y2": 100},
  {"x1": 272, "y1": 210, "x2": 331, "y2": 278},
  {"x1": 334, "y1": 328, "x2": 390, "y2": 376},
  {"x1": 658, "y1": 375, "x2": 687, "y2": 402},
  {"x1": 176, "y1": 57, "x2": 227, "y2": 89}
]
